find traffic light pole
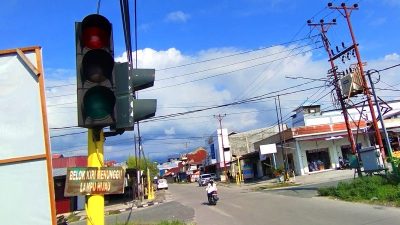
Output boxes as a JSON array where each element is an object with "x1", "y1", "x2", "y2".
[{"x1": 87, "y1": 129, "x2": 104, "y2": 225}]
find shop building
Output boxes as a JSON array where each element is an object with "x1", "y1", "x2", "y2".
[
  {"x1": 255, "y1": 101, "x2": 400, "y2": 176},
  {"x1": 255, "y1": 120, "x2": 370, "y2": 176}
]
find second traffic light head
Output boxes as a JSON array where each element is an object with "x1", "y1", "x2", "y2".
[{"x1": 114, "y1": 63, "x2": 157, "y2": 130}]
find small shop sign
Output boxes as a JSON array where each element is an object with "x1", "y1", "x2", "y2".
[{"x1": 64, "y1": 167, "x2": 125, "y2": 196}]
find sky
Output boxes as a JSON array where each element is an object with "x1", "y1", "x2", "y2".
[{"x1": 1, "y1": 0, "x2": 400, "y2": 163}]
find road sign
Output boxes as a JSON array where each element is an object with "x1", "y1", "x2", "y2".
[{"x1": 64, "y1": 167, "x2": 125, "y2": 196}]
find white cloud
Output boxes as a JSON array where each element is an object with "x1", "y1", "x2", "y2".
[
  {"x1": 164, "y1": 127, "x2": 176, "y2": 135},
  {"x1": 384, "y1": 53, "x2": 400, "y2": 61},
  {"x1": 45, "y1": 45, "x2": 400, "y2": 162},
  {"x1": 165, "y1": 11, "x2": 190, "y2": 23}
]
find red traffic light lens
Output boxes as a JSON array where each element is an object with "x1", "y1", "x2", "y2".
[
  {"x1": 81, "y1": 14, "x2": 111, "y2": 49},
  {"x1": 82, "y1": 27, "x2": 109, "y2": 49}
]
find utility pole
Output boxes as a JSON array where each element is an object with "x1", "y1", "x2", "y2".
[
  {"x1": 307, "y1": 17, "x2": 362, "y2": 176},
  {"x1": 275, "y1": 96, "x2": 288, "y2": 180},
  {"x1": 214, "y1": 114, "x2": 227, "y2": 181},
  {"x1": 366, "y1": 70, "x2": 395, "y2": 173},
  {"x1": 328, "y1": 2, "x2": 386, "y2": 162}
]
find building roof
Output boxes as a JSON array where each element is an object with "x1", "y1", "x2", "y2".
[
  {"x1": 185, "y1": 148, "x2": 207, "y2": 165},
  {"x1": 52, "y1": 156, "x2": 87, "y2": 168}
]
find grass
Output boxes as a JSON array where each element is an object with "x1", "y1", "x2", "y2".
[
  {"x1": 66, "y1": 212, "x2": 80, "y2": 223},
  {"x1": 107, "y1": 210, "x2": 122, "y2": 215},
  {"x1": 253, "y1": 182, "x2": 300, "y2": 191},
  {"x1": 318, "y1": 174, "x2": 400, "y2": 207}
]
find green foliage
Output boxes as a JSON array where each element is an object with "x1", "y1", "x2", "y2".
[
  {"x1": 318, "y1": 175, "x2": 400, "y2": 206},
  {"x1": 126, "y1": 156, "x2": 158, "y2": 178},
  {"x1": 66, "y1": 212, "x2": 80, "y2": 223},
  {"x1": 107, "y1": 210, "x2": 121, "y2": 215}
]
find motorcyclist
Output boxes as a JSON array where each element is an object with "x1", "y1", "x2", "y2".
[{"x1": 206, "y1": 179, "x2": 217, "y2": 202}]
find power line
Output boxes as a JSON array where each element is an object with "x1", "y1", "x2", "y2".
[
  {"x1": 157, "y1": 35, "x2": 319, "y2": 71},
  {"x1": 157, "y1": 42, "x2": 317, "y2": 82},
  {"x1": 147, "y1": 46, "x2": 323, "y2": 91}
]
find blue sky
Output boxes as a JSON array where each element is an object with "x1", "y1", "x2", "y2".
[{"x1": 1, "y1": 0, "x2": 400, "y2": 162}]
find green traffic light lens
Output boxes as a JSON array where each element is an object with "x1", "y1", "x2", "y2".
[{"x1": 83, "y1": 86, "x2": 115, "y2": 120}]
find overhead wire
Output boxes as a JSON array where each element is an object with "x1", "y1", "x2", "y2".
[
  {"x1": 156, "y1": 42, "x2": 318, "y2": 82},
  {"x1": 146, "y1": 46, "x2": 323, "y2": 91}
]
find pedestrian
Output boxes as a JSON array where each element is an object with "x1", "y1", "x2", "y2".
[{"x1": 339, "y1": 156, "x2": 344, "y2": 169}]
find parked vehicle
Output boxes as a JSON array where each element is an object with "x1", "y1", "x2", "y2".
[
  {"x1": 208, "y1": 190, "x2": 219, "y2": 205},
  {"x1": 198, "y1": 174, "x2": 212, "y2": 186},
  {"x1": 157, "y1": 178, "x2": 169, "y2": 190},
  {"x1": 210, "y1": 173, "x2": 217, "y2": 180}
]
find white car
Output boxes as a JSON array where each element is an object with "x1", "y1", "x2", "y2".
[
  {"x1": 198, "y1": 174, "x2": 212, "y2": 186},
  {"x1": 157, "y1": 179, "x2": 168, "y2": 190}
]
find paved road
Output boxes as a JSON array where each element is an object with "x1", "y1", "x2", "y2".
[
  {"x1": 166, "y1": 183, "x2": 400, "y2": 225},
  {"x1": 73, "y1": 181, "x2": 400, "y2": 225},
  {"x1": 72, "y1": 201, "x2": 194, "y2": 225}
]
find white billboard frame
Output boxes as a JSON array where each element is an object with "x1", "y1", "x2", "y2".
[{"x1": 0, "y1": 46, "x2": 56, "y2": 225}]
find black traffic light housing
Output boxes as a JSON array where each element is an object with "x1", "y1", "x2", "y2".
[{"x1": 76, "y1": 14, "x2": 116, "y2": 128}]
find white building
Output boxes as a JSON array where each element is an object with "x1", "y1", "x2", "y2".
[
  {"x1": 254, "y1": 100, "x2": 400, "y2": 177},
  {"x1": 206, "y1": 129, "x2": 231, "y2": 177}
]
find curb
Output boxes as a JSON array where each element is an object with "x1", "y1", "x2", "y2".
[{"x1": 73, "y1": 200, "x2": 165, "y2": 222}]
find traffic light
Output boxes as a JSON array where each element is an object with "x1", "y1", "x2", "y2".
[
  {"x1": 114, "y1": 63, "x2": 157, "y2": 130},
  {"x1": 76, "y1": 14, "x2": 116, "y2": 128}
]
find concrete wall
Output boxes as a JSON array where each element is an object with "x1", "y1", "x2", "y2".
[{"x1": 229, "y1": 126, "x2": 282, "y2": 156}]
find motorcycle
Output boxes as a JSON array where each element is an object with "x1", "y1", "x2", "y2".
[{"x1": 208, "y1": 190, "x2": 219, "y2": 205}]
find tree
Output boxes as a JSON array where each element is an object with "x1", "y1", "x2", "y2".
[{"x1": 126, "y1": 156, "x2": 158, "y2": 178}]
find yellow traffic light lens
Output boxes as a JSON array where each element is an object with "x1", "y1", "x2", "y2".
[{"x1": 82, "y1": 49, "x2": 114, "y2": 83}]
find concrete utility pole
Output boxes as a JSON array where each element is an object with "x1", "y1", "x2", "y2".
[
  {"x1": 307, "y1": 18, "x2": 362, "y2": 177},
  {"x1": 328, "y1": 2, "x2": 386, "y2": 162},
  {"x1": 274, "y1": 96, "x2": 289, "y2": 180},
  {"x1": 214, "y1": 114, "x2": 228, "y2": 181}
]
